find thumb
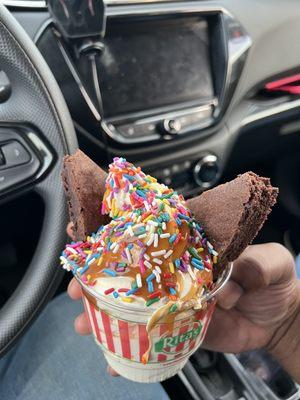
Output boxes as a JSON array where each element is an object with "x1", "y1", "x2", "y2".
[
  {"x1": 230, "y1": 243, "x2": 295, "y2": 293},
  {"x1": 216, "y1": 280, "x2": 243, "y2": 310}
]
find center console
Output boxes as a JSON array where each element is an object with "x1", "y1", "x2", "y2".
[
  {"x1": 36, "y1": 1, "x2": 251, "y2": 195},
  {"x1": 91, "y1": 6, "x2": 251, "y2": 144}
]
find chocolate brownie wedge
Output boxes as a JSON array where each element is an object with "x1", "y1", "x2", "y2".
[
  {"x1": 62, "y1": 149, "x2": 109, "y2": 241},
  {"x1": 187, "y1": 172, "x2": 278, "y2": 266},
  {"x1": 62, "y1": 151, "x2": 278, "y2": 268}
]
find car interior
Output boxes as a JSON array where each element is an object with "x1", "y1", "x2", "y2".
[{"x1": 1, "y1": 0, "x2": 300, "y2": 399}]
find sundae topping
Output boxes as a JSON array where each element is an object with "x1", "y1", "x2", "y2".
[{"x1": 60, "y1": 158, "x2": 219, "y2": 362}]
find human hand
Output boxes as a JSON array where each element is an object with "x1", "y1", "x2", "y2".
[
  {"x1": 67, "y1": 220, "x2": 300, "y2": 378},
  {"x1": 203, "y1": 243, "x2": 300, "y2": 355},
  {"x1": 66, "y1": 222, "x2": 119, "y2": 376},
  {"x1": 67, "y1": 277, "x2": 119, "y2": 377}
]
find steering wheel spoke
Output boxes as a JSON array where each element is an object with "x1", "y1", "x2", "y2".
[{"x1": 0, "y1": 126, "x2": 54, "y2": 198}]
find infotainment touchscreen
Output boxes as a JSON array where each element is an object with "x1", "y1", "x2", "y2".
[{"x1": 98, "y1": 16, "x2": 214, "y2": 118}]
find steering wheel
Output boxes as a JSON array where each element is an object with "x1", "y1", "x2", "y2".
[{"x1": 0, "y1": 5, "x2": 78, "y2": 356}]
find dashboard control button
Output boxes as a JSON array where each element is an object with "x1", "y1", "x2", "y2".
[
  {"x1": 117, "y1": 124, "x2": 136, "y2": 138},
  {"x1": 172, "y1": 164, "x2": 180, "y2": 173},
  {"x1": 0, "y1": 128, "x2": 45, "y2": 195},
  {"x1": 118, "y1": 123, "x2": 157, "y2": 138},
  {"x1": 163, "y1": 168, "x2": 171, "y2": 177},
  {"x1": 178, "y1": 108, "x2": 212, "y2": 128},
  {"x1": 162, "y1": 118, "x2": 181, "y2": 135},
  {"x1": 1, "y1": 141, "x2": 31, "y2": 168},
  {"x1": 138, "y1": 123, "x2": 156, "y2": 136},
  {"x1": 119, "y1": 125, "x2": 135, "y2": 137},
  {"x1": 0, "y1": 163, "x2": 37, "y2": 192},
  {"x1": 0, "y1": 71, "x2": 12, "y2": 103},
  {"x1": 127, "y1": 127, "x2": 135, "y2": 136},
  {"x1": 193, "y1": 155, "x2": 220, "y2": 189},
  {"x1": 184, "y1": 160, "x2": 191, "y2": 169},
  {"x1": 144, "y1": 123, "x2": 156, "y2": 134}
]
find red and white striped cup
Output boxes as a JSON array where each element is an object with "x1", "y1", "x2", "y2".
[{"x1": 77, "y1": 263, "x2": 232, "y2": 383}]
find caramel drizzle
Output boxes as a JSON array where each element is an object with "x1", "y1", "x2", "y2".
[
  {"x1": 86, "y1": 220, "x2": 212, "y2": 302},
  {"x1": 76, "y1": 207, "x2": 214, "y2": 363}
]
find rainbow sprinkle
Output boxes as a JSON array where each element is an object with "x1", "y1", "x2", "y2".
[{"x1": 60, "y1": 157, "x2": 218, "y2": 307}]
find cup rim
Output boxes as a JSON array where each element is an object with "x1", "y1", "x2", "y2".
[{"x1": 74, "y1": 262, "x2": 233, "y2": 314}]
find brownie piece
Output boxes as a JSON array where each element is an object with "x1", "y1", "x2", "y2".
[
  {"x1": 187, "y1": 172, "x2": 278, "y2": 266},
  {"x1": 62, "y1": 149, "x2": 109, "y2": 241},
  {"x1": 62, "y1": 150, "x2": 278, "y2": 267}
]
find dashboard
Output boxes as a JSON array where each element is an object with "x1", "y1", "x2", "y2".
[{"x1": 5, "y1": 0, "x2": 300, "y2": 201}]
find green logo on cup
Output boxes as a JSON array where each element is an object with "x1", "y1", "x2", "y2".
[{"x1": 154, "y1": 323, "x2": 203, "y2": 354}]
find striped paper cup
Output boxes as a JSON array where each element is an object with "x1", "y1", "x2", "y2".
[{"x1": 77, "y1": 263, "x2": 232, "y2": 383}]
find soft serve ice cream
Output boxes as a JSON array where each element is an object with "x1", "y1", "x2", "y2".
[{"x1": 60, "y1": 157, "x2": 219, "y2": 365}]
